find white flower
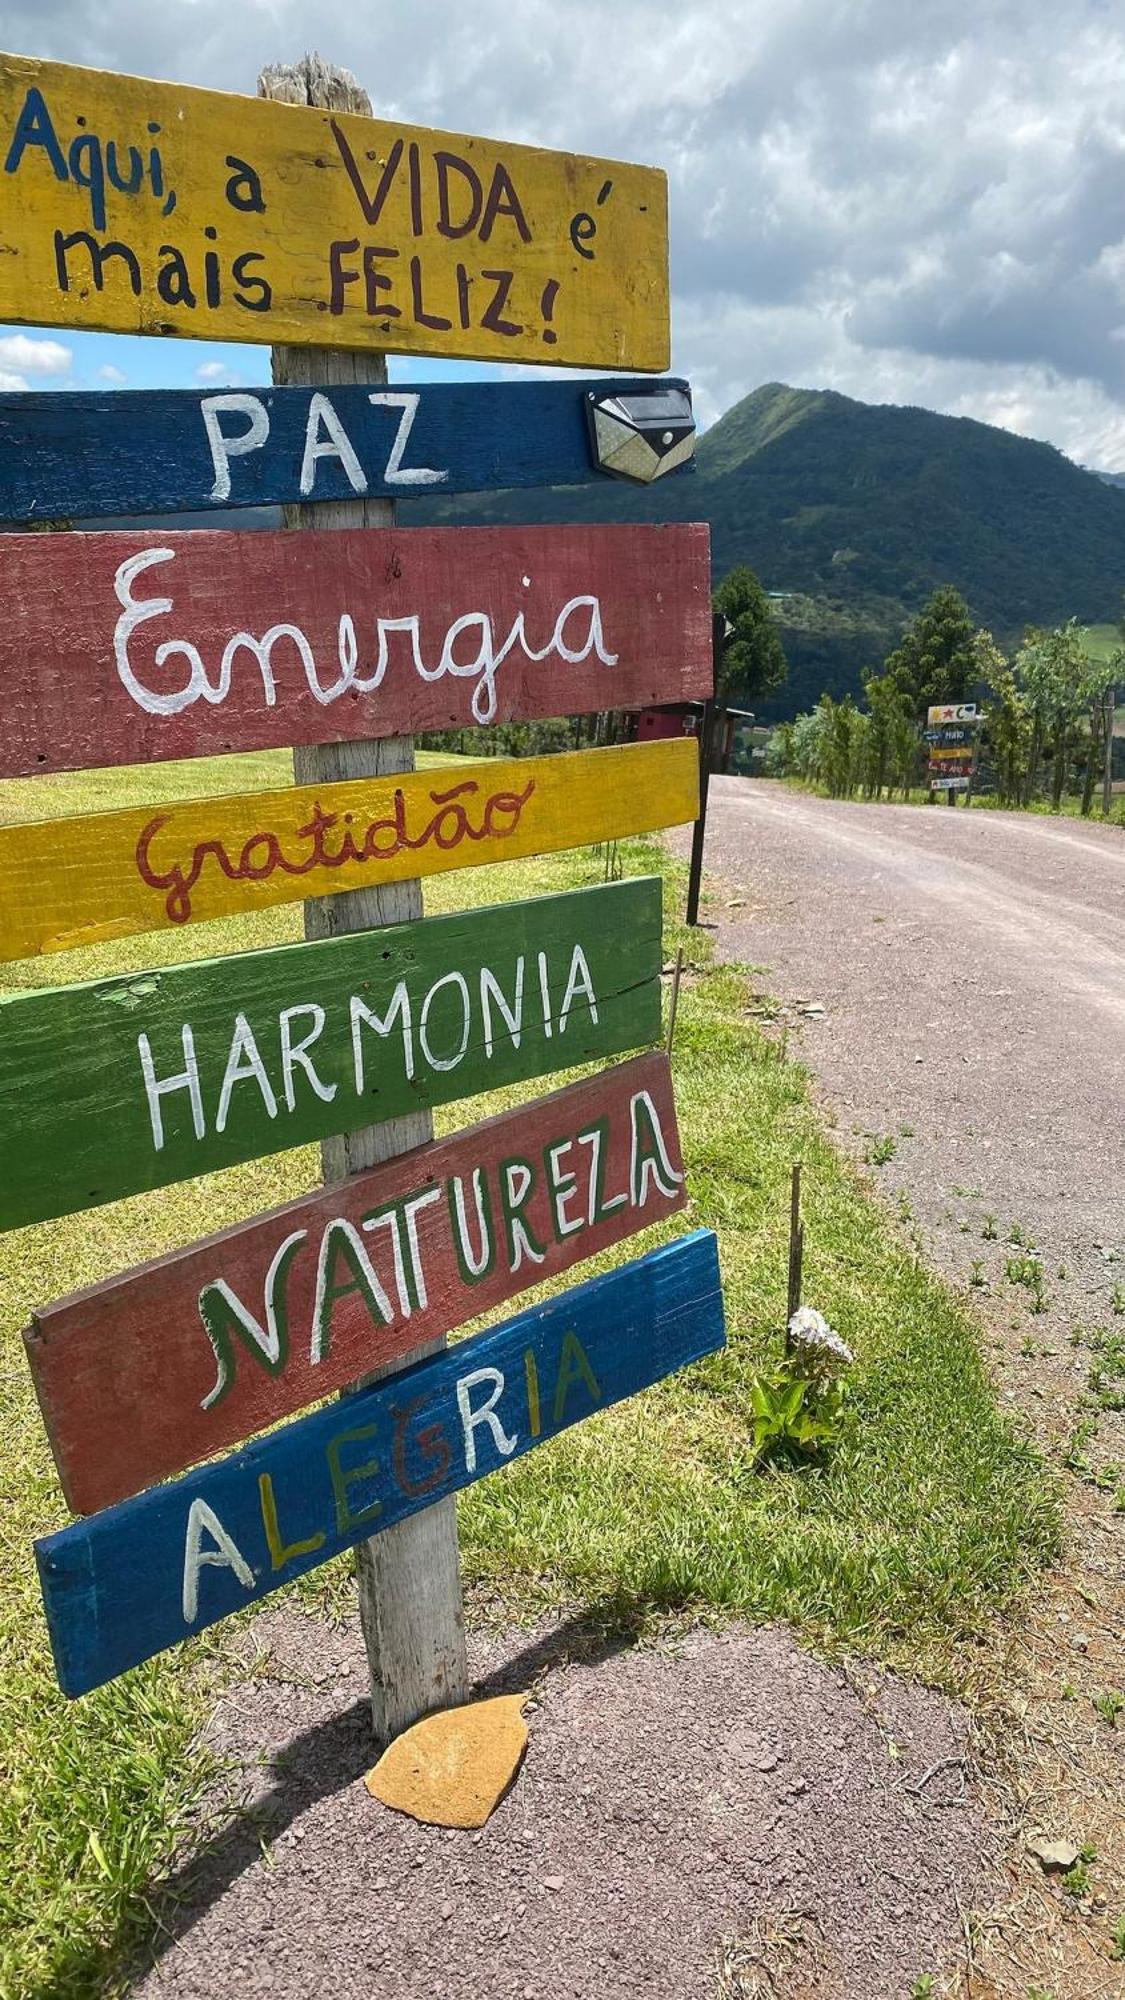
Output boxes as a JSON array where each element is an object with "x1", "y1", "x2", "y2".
[{"x1": 788, "y1": 1305, "x2": 854, "y2": 1370}]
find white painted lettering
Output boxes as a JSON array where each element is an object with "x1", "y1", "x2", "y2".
[
  {"x1": 200, "y1": 392, "x2": 270, "y2": 503},
  {"x1": 182, "y1": 1496, "x2": 255, "y2": 1625},
  {"x1": 138, "y1": 1023, "x2": 205, "y2": 1152},
  {"x1": 299, "y1": 391, "x2": 368, "y2": 497},
  {"x1": 279, "y1": 1003, "x2": 336, "y2": 1112},
  {"x1": 456, "y1": 1364, "x2": 517, "y2": 1472},
  {"x1": 546, "y1": 1139, "x2": 583, "y2": 1238},
  {"x1": 480, "y1": 960, "x2": 524, "y2": 1057},
  {"x1": 367, "y1": 391, "x2": 447, "y2": 487},
  {"x1": 351, "y1": 982, "x2": 413, "y2": 1092},
  {"x1": 418, "y1": 969, "x2": 471, "y2": 1072},
  {"x1": 629, "y1": 1088, "x2": 684, "y2": 1207},
  {"x1": 216, "y1": 1012, "x2": 278, "y2": 1134},
  {"x1": 558, "y1": 944, "x2": 599, "y2": 1034}
]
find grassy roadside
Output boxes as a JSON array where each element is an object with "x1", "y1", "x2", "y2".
[
  {"x1": 0, "y1": 754, "x2": 1060, "y2": 1997},
  {"x1": 779, "y1": 772, "x2": 1125, "y2": 823}
]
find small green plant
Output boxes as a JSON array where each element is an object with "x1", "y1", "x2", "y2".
[
  {"x1": 982, "y1": 1213, "x2": 998, "y2": 1240},
  {"x1": 969, "y1": 1259, "x2": 986, "y2": 1288},
  {"x1": 1060, "y1": 1681, "x2": 1079, "y2": 1699},
  {"x1": 1109, "y1": 1911, "x2": 1125, "y2": 1960},
  {"x1": 1113, "y1": 1285, "x2": 1125, "y2": 1316},
  {"x1": 910, "y1": 1979, "x2": 936, "y2": 2000},
  {"x1": 1006, "y1": 1252, "x2": 1042, "y2": 1289},
  {"x1": 1019, "y1": 1335, "x2": 1036, "y2": 1358},
  {"x1": 1008, "y1": 1220, "x2": 1027, "y2": 1245},
  {"x1": 751, "y1": 1308, "x2": 853, "y2": 1464},
  {"x1": 1092, "y1": 1689, "x2": 1125, "y2": 1727},
  {"x1": 1063, "y1": 1417, "x2": 1098, "y2": 1475},
  {"x1": 1057, "y1": 1264, "x2": 1068, "y2": 1281},
  {"x1": 864, "y1": 1132, "x2": 897, "y2": 1166},
  {"x1": 1063, "y1": 1859, "x2": 1091, "y2": 1897}
]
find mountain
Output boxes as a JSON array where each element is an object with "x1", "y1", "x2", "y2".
[{"x1": 400, "y1": 383, "x2": 1125, "y2": 717}]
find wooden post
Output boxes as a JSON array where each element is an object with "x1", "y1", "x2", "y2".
[
  {"x1": 259, "y1": 53, "x2": 467, "y2": 1745},
  {"x1": 785, "y1": 1162, "x2": 803, "y2": 1345},
  {"x1": 1104, "y1": 684, "x2": 1115, "y2": 818}
]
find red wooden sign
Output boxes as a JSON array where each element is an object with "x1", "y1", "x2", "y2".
[
  {"x1": 0, "y1": 521, "x2": 711, "y2": 777},
  {"x1": 26, "y1": 1052, "x2": 686, "y2": 1514}
]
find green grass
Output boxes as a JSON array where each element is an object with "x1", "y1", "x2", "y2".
[
  {"x1": 0, "y1": 751, "x2": 1060, "y2": 1997},
  {"x1": 1079, "y1": 623, "x2": 1122, "y2": 665}
]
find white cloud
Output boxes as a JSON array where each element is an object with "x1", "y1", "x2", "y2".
[
  {"x1": 0, "y1": 334, "x2": 71, "y2": 378},
  {"x1": 3, "y1": 2, "x2": 1125, "y2": 462},
  {"x1": 97, "y1": 364, "x2": 128, "y2": 385},
  {"x1": 0, "y1": 369, "x2": 29, "y2": 392},
  {"x1": 194, "y1": 360, "x2": 240, "y2": 384}
]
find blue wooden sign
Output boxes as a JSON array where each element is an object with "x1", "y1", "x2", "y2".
[
  {"x1": 0, "y1": 376, "x2": 693, "y2": 522},
  {"x1": 37, "y1": 1230, "x2": 724, "y2": 1696}
]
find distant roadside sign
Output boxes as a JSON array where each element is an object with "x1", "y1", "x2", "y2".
[{"x1": 927, "y1": 703, "x2": 978, "y2": 725}]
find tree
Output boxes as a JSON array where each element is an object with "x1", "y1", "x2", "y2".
[
  {"x1": 975, "y1": 628, "x2": 1030, "y2": 808},
  {"x1": 1014, "y1": 620, "x2": 1104, "y2": 807},
  {"x1": 713, "y1": 564, "x2": 788, "y2": 705},
  {"x1": 884, "y1": 586, "x2": 977, "y2": 712},
  {"x1": 862, "y1": 669, "x2": 912, "y2": 799}
]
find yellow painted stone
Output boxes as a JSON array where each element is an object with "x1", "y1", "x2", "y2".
[{"x1": 364, "y1": 1693, "x2": 530, "y2": 1828}]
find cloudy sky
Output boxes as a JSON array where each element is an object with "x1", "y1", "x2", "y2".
[{"x1": 2, "y1": 0, "x2": 1124, "y2": 467}]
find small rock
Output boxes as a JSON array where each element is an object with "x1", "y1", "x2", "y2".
[
  {"x1": 440, "y1": 1902, "x2": 454, "y2": 1921},
  {"x1": 1027, "y1": 1834, "x2": 1080, "y2": 1872},
  {"x1": 798, "y1": 1002, "x2": 826, "y2": 1017},
  {"x1": 542, "y1": 1875, "x2": 565, "y2": 1891}
]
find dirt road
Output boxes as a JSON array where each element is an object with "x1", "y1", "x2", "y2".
[
  {"x1": 678, "y1": 781, "x2": 1125, "y2": 1300},
  {"x1": 673, "y1": 780, "x2": 1125, "y2": 1996}
]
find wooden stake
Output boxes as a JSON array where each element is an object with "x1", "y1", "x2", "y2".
[
  {"x1": 786, "y1": 1162, "x2": 803, "y2": 1342},
  {"x1": 666, "y1": 946, "x2": 684, "y2": 1054},
  {"x1": 259, "y1": 53, "x2": 467, "y2": 1746}
]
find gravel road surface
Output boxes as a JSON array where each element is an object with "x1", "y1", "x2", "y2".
[{"x1": 676, "y1": 780, "x2": 1125, "y2": 1311}]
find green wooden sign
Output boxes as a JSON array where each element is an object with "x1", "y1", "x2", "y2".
[{"x1": 0, "y1": 877, "x2": 661, "y2": 1231}]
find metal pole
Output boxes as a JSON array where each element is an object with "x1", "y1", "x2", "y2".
[{"x1": 686, "y1": 613, "x2": 725, "y2": 926}]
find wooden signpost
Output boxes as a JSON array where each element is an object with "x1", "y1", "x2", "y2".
[
  {"x1": 36, "y1": 1228, "x2": 724, "y2": 1698},
  {"x1": 28, "y1": 1052, "x2": 686, "y2": 1513},
  {"x1": 2, "y1": 48, "x2": 722, "y2": 1737},
  {"x1": 0, "y1": 519, "x2": 711, "y2": 777},
  {"x1": 0, "y1": 377, "x2": 693, "y2": 520},
  {"x1": 927, "y1": 705, "x2": 980, "y2": 794},
  {"x1": 0, "y1": 54, "x2": 669, "y2": 367},
  {"x1": 0, "y1": 738, "x2": 697, "y2": 961},
  {"x1": 0, "y1": 876, "x2": 662, "y2": 1230}
]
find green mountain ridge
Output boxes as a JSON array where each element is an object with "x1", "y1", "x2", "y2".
[{"x1": 401, "y1": 382, "x2": 1125, "y2": 718}]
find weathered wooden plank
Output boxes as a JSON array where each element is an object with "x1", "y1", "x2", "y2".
[
  {"x1": 36, "y1": 1228, "x2": 723, "y2": 1696},
  {"x1": 0, "y1": 377, "x2": 692, "y2": 521},
  {"x1": 0, "y1": 740, "x2": 697, "y2": 962},
  {"x1": 0, "y1": 53, "x2": 669, "y2": 368},
  {"x1": 0, "y1": 521, "x2": 711, "y2": 778},
  {"x1": 0, "y1": 876, "x2": 662, "y2": 1232},
  {"x1": 27, "y1": 1052, "x2": 686, "y2": 1513}
]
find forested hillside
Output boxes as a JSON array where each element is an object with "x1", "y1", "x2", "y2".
[{"x1": 401, "y1": 383, "x2": 1125, "y2": 716}]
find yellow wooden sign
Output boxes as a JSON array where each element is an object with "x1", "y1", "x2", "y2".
[
  {"x1": 0, "y1": 739, "x2": 697, "y2": 962},
  {"x1": 0, "y1": 53, "x2": 669, "y2": 368}
]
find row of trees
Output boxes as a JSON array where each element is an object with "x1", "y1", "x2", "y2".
[{"x1": 769, "y1": 586, "x2": 1125, "y2": 812}]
